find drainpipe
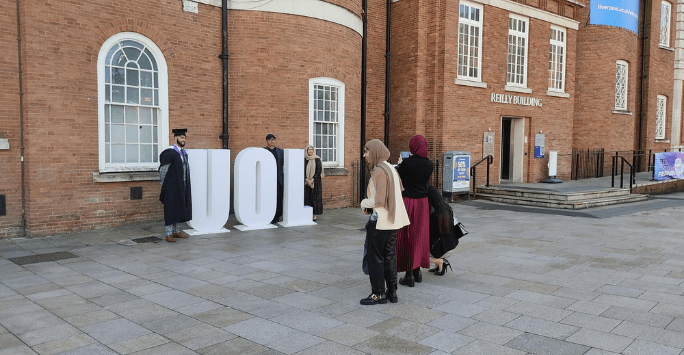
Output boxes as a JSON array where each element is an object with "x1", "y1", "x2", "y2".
[
  {"x1": 637, "y1": 0, "x2": 650, "y2": 170},
  {"x1": 671, "y1": 0, "x2": 684, "y2": 149},
  {"x1": 383, "y1": 0, "x2": 391, "y2": 146},
  {"x1": 360, "y1": 0, "x2": 368, "y2": 202},
  {"x1": 15, "y1": 0, "x2": 26, "y2": 238},
  {"x1": 218, "y1": 0, "x2": 229, "y2": 149}
]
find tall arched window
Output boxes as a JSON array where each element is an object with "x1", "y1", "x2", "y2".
[{"x1": 98, "y1": 32, "x2": 168, "y2": 172}]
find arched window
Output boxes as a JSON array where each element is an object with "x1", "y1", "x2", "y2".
[
  {"x1": 309, "y1": 77, "x2": 345, "y2": 167},
  {"x1": 98, "y1": 32, "x2": 168, "y2": 172}
]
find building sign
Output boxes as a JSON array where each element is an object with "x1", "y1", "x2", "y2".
[
  {"x1": 491, "y1": 93, "x2": 542, "y2": 107},
  {"x1": 453, "y1": 155, "x2": 470, "y2": 190},
  {"x1": 590, "y1": 0, "x2": 639, "y2": 34},
  {"x1": 534, "y1": 134, "x2": 545, "y2": 159},
  {"x1": 483, "y1": 132, "x2": 495, "y2": 159},
  {"x1": 654, "y1": 152, "x2": 684, "y2": 181}
]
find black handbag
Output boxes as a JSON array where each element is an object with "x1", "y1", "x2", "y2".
[{"x1": 454, "y1": 222, "x2": 469, "y2": 239}]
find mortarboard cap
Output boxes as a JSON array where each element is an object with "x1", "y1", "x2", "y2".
[{"x1": 172, "y1": 128, "x2": 188, "y2": 137}]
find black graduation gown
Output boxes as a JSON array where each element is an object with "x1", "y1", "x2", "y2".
[
  {"x1": 304, "y1": 157, "x2": 323, "y2": 215},
  {"x1": 159, "y1": 148, "x2": 192, "y2": 226}
]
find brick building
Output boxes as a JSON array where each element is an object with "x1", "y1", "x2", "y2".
[{"x1": 0, "y1": 0, "x2": 679, "y2": 237}]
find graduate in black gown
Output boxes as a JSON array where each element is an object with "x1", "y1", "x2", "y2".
[{"x1": 159, "y1": 128, "x2": 192, "y2": 243}]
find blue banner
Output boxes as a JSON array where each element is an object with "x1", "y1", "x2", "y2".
[{"x1": 590, "y1": 0, "x2": 639, "y2": 34}]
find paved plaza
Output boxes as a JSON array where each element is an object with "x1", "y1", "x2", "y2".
[{"x1": 3, "y1": 194, "x2": 684, "y2": 355}]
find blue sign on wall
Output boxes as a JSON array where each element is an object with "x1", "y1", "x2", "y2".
[{"x1": 590, "y1": 0, "x2": 640, "y2": 34}]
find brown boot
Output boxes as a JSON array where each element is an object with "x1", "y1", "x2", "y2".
[
  {"x1": 166, "y1": 235, "x2": 176, "y2": 243},
  {"x1": 173, "y1": 232, "x2": 187, "y2": 239}
]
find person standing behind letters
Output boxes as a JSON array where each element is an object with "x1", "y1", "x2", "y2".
[
  {"x1": 304, "y1": 144, "x2": 323, "y2": 221},
  {"x1": 360, "y1": 139, "x2": 410, "y2": 305},
  {"x1": 159, "y1": 128, "x2": 192, "y2": 243},
  {"x1": 264, "y1": 133, "x2": 284, "y2": 224}
]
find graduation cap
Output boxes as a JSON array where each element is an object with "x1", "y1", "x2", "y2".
[{"x1": 172, "y1": 128, "x2": 188, "y2": 137}]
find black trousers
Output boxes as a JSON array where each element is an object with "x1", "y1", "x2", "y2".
[
  {"x1": 365, "y1": 219, "x2": 398, "y2": 295},
  {"x1": 272, "y1": 183, "x2": 283, "y2": 223}
]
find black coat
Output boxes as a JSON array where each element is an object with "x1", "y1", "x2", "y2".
[
  {"x1": 159, "y1": 148, "x2": 192, "y2": 226},
  {"x1": 265, "y1": 146, "x2": 284, "y2": 186},
  {"x1": 396, "y1": 155, "x2": 434, "y2": 199},
  {"x1": 429, "y1": 207, "x2": 460, "y2": 259},
  {"x1": 304, "y1": 157, "x2": 323, "y2": 215}
]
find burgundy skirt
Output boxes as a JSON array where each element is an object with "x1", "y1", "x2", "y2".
[{"x1": 396, "y1": 196, "x2": 430, "y2": 272}]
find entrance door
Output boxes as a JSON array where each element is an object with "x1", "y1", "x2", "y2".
[{"x1": 501, "y1": 118, "x2": 512, "y2": 180}]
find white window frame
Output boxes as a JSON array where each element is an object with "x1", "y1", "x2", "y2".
[
  {"x1": 660, "y1": 1, "x2": 672, "y2": 47},
  {"x1": 309, "y1": 77, "x2": 345, "y2": 167},
  {"x1": 506, "y1": 14, "x2": 529, "y2": 88},
  {"x1": 615, "y1": 60, "x2": 628, "y2": 111},
  {"x1": 457, "y1": 1, "x2": 484, "y2": 82},
  {"x1": 97, "y1": 32, "x2": 169, "y2": 172},
  {"x1": 656, "y1": 95, "x2": 667, "y2": 140},
  {"x1": 548, "y1": 26, "x2": 566, "y2": 93}
]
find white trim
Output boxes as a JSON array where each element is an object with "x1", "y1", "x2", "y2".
[
  {"x1": 656, "y1": 95, "x2": 667, "y2": 140},
  {"x1": 505, "y1": 85, "x2": 532, "y2": 94},
  {"x1": 506, "y1": 14, "x2": 529, "y2": 88},
  {"x1": 457, "y1": 1, "x2": 484, "y2": 82},
  {"x1": 546, "y1": 90, "x2": 570, "y2": 98},
  {"x1": 660, "y1": 1, "x2": 672, "y2": 47},
  {"x1": 615, "y1": 60, "x2": 629, "y2": 111},
  {"x1": 309, "y1": 77, "x2": 345, "y2": 168},
  {"x1": 548, "y1": 25, "x2": 566, "y2": 93},
  {"x1": 97, "y1": 32, "x2": 169, "y2": 172},
  {"x1": 455, "y1": 78, "x2": 488, "y2": 88},
  {"x1": 190, "y1": 0, "x2": 363, "y2": 36},
  {"x1": 465, "y1": 0, "x2": 579, "y2": 30}
]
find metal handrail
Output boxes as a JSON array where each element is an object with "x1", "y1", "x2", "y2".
[
  {"x1": 469, "y1": 155, "x2": 493, "y2": 198},
  {"x1": 611, "y1": 155, "x2": 636, "y2": 191}
]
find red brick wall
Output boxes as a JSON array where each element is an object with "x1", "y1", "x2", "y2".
[
  {"x1": 573, "y1": 1, "x2": 640, "y2": 153},
  {"x1": 0, "y1": 0, "x2": 22, "y2": 237},
  {"x1": 11, "y1": 0, "x2": 361, "y2": 237}
]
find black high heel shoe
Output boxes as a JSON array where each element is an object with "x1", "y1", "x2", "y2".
[{"x1": 434, "y1": 259, "x2": 452, "y2": 276}]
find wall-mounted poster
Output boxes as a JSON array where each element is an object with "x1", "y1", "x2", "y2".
[
  {"x1": 654, "y1": 152, "x2": 684, "y2": 181},
  {"x1": 590, "y1": 0, "x2": 640, "y2": 34},
  {"x1": 453, "y1": 155, "x2": 470, "y2": 190}
]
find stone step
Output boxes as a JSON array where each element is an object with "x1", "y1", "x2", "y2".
[
  {"x1": 475, "y1": 186, "x2": 631, "y2": 201},
  {"x1": 476, "y1": 192, "x2": 649, "y2": 210}
]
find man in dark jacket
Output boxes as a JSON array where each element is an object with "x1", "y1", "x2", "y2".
[
  {"x1": 264, "y1": 133, "x2": 284, "y2": 224},
  {"x1": 159, "y1": 128, "x2": 192, "y2": 242}
]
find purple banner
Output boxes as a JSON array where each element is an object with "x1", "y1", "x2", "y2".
[{"x1": 654, "y1": 152, "x2": 684, "y2": 181}]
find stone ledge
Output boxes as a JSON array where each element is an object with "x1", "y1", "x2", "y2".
[
  {"x1": 324, "y1": 167, "x2": 349, "y2": 176},
  {"x1": 612, "y1": 110, "x2": 633, "y2": 116},
  {"x1": 546, "y1": 90, "x2": 570, "y2": 98},
  {"x1": 455, "y1": 78, "x2": 488, "y2": 89},
  {"x1": 93, "y1": 171, "x2": 159, "y2": 183}
]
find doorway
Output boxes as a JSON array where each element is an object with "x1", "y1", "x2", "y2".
[{"x1": 500, "y1": 117, "x2": 525, "y2": 182}]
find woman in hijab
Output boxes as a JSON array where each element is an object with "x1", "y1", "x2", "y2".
[
  {"x1": 395, "y1": 135, "x2": 434, "y2": 287},
  {"x1": 304, "y1": 145, "x2": 323, "y2": 221},
  {"x1": 426, "y1": 187, "x2": 460, "y2": 275},
  {"x1": 360, "y1": 139, "x2": 410, "y2": 305}
]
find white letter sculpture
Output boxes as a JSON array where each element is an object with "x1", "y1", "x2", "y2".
[
  {"x1": 185, "y1": 149, "x2": 231, "y2": 235},
  {"x1": 233, "y1": 147, "x2": 278, "y2": 230},
  {"x1": 279, "y1": 149, "x2": 315, "y2": 226}
]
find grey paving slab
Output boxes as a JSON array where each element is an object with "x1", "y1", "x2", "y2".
[
  {"x1": 565, "y1": 328, "x2": 634, "y2": 353},
  {"x1": 141, "y1": 289, "x2": 206, "y2": 310},
  {"x1": 353, "y1": 334, "x2": 433, "y2": 355},
  {"x1": 458, "y1": 321, "x2": 524, "y2": 345},
  {"x1": 293, "y1": 341, "x2": 366, "y2": 355},
  {"x1": 0, "y1": 345, "x2": 39, "y2": 355},
  {"x1": 425, "y1": 314, "x2": 477, "y2": 332},
  {"x1": 505, "y1": 301, "x2": 573, "y2": 322},
  {"x1": 16, "y1": 323, "x2": 83, "y2": 347},
  {"x1": 191, "y1": 306, "x2": 253, "y2": 327},
  {"x1": 141, "y1": 314, "x2": 203, "y2": 334},
  {"x1": 505, "y1": 315, "x2": 580, "y2": 340},
  {"x1": 0, "y1": 309, "x2": 65, "y2": 334},
  {"x1": 381, "y1": 303, "x2": 446, "y2": 324},
  {"x1": 368, "y1": 317, "x2": 440, "y2": 343},
  {"x1": 127, "y1": 342, "x2": 198, "y2": 355},
  {"x1": 333, "y1": 308, "x2": 393, "y2": 328},
  {"x1": 505, "y1": 333, "x2": 590, "y2": 355},
  {"x1": 452, "y1": 339, "x2": 526, "y2": 355},
  {"x1": 265, "y1": 331, "x2": 325, "y2": 354},
  {"x1": 318, "y1": 323, "x2": 380, "y2": 346},
  {"x1": 565, "y1": 300, "x2": 612, "y2": 315},
  {"x1": 223, "y1": 317, "x2": 299, "y2": 345},
  {"x1": 195, "y1": 337, "x2": 269, "y2": 355},
  {"x1": 270, "y1": 310, "x2": 344, "y2": 335},
  {"x1": 165, "y1": 324, "x2": 235, "y2": 350},
  {"x1": 611, "y1": 321, "x2": 684, "y2": 349},
  {"x1": 622, "y1": 340, "x2": 683, "y2": 355},
  {"x1": 80, "y1": 318, "x2": 152, "y2": 344},
  {"x1": 601, "y1": 305, "x2": 675, "y2": 328},
  {"x1": 560, "y1": 312, "x2": 622, "y2": 332},
  {"x1": 30, "y1": 334, "x2": 96, "y2": 355},
  {"x1": 418, "y1": 330, "x2": 474, "y2": 352}
]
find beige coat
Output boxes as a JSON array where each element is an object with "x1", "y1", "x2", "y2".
[{"x1": 360, "y1": 161, "x2": 410, "y2": 230}]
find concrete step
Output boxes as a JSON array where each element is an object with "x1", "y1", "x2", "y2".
[
  {"x1": 476, "y1": 192, "x2": 649, "y2": 210},
  {"x1": 476, "y1": 186, "x2": 631, "y2": 201}
]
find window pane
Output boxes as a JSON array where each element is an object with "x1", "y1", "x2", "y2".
[
  {"x1": 145, "y1": 49, "x2": 158, "y2": 71},
  {"x1": 112, "y1": 50, "x2": 126, "y2": 67},
  {"x1": 123, "y1": 47, "x2": 142, "y2": 61},
  {"x1": 153, "y1": 126, "x2": 158, "y2": 143},
  {"x1": 105, "y1": 85, "x2": 110, "y2": 102},
  {"x1": 141, "y1": 89, "x2": 153, "y2": 105},
  {"x1": 125, "y1": 106, "x2": 138, "y2": 124},
  {"x1": 105, "y1": 144, "x2": 110, "y2": 163},
  {"x1": 112, "y1": 124, "x2": 124, "y2": 143},
  {"x1": 139, "y1": 54, "x2": 152, "y2": 71},
  {"x1": 154, "y1": 90, "x2": 158, "y2": 106},
  {"x1": 153, "y1": 145, "x2": 158, "y2": 162},
  {"x1": 112, "y1": 144, "x2": 125, "y2": 163},
  {"x1": 139, "y1": 107, "x2": 151, "y2": 124},
  {"x1": 140, "y1": 126, "x2": 152, "y2": 143},
  {"x1": 126, "y1": 144, "x2": 139, "y2": 163},
  {"x1": 127, "y1": 87, "x2": 139, "y2": 104},
  {"x1": 112, "y1": 85, "x2": 125, "y2": 103},
  {"x1": 126, "y1": 69, "x2": 139, "y2": 86},
  {"x1": 112, "y1": 68, "x2": 125, "y2": 84},
  {"x1": 111, "y1": 105, "x2": 124, "y2": 123},
  {"x1": 140, "y1": 71, "x2": 153, "y2": 87},
  {"x1": 140, "y1": 144, "x2": 152, "y2": 163},
  {"x1": 105, "y1": 67, "x2": 110, "y2": 84},
  {"x1": 105, "y1": 44, "x2": 119, "y2": 65},
  {"x1": 126, "y1": 125, "x2": 139, "y2": 143},
  {"x1": 122, "y1": 40, "x2": 144, "y2": 50},
  {"x1": 105, "y1": 123, "x2": 110, "y2": 142},
  {"x1": 154, "y1": 73, "x2": 158, "y2": 88},
  {"x1": 153, "y1": 109, "x2": 158, "y2": 125}
]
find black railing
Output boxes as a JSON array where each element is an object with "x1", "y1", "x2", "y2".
[
  {"x1": 469, "y1": 155, "x2": 493, "y2": 198},
  {"x1": 611, "y1": 155, "x2": 636, "y2": 191}
]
